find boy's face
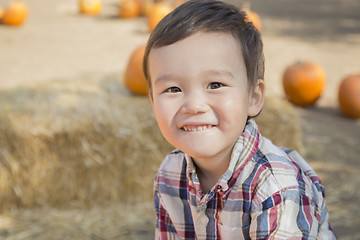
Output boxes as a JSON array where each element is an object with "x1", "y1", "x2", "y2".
[{"x1": 148, "y1": 32, "x2": 263, "y2": 162}]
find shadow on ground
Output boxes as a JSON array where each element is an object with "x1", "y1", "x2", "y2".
[{"x1": 251, "y1": 0, "x2": 360, "y2": 43}]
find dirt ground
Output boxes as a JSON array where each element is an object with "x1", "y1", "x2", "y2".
[{"x1": 0, "y1": 0, "x2": 359, "y2": 239}]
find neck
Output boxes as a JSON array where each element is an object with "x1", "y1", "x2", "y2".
[{"x1": 193, "y1": 150, "x2": 232, "y2": 193}]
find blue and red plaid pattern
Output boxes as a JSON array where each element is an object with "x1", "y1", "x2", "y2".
[{"x1": 154, "y1": 119, "x2": 337, "y2": 239}]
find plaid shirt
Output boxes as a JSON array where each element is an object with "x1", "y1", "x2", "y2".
[{"x1": 154, "y1": 119, "x2": 337, "y2": 239}]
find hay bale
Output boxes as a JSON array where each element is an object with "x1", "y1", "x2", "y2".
[
  {"x1": 0, "y1": 76, "x2": 173, "y2": 212},
  {"x1": 0, "y1": 203, "x2": 154, "y2": 240},
  {"x1": 0, "y1": 76, "x2": 302, "y2": 213}
]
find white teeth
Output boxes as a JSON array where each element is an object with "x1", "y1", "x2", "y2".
[{"x1": 182, "y1": 125, "x2": 213, "y2": 132}]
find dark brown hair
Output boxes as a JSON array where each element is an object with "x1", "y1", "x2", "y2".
[{"x1": 143, "y1": 0, "x2": 264, "y2": 92}]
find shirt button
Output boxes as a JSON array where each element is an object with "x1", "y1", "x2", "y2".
[{"x1": 201, "y1": 216, "x2": 208, "y2": 225}]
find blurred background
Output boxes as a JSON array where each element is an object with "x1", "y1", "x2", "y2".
[{"x1": 0, "y1": 0, "x2": 359, "y2": 239}]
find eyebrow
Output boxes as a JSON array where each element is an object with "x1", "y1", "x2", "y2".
[
  {"x1": 153, "y1": 74, "x2": 179, "y2": 85},
  {"x1": 201, "y1": 70, "x2": 235, "y2": 80},
  {"x1": 154, "y1": 70, "x2": 235, "y2": 83}
]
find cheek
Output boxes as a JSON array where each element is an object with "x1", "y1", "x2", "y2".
[
  {"x1": 216, "y1": 94, "x2": 249, "y2": 119},
  {"x1": 153, "y1": 100, "x2": 174, "y2": 129},
  {"x1": 152, "y1": 101, "x2": 179, "y2": 146}
]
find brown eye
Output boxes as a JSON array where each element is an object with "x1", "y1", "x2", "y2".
[
  {"x1": 208, "y1": 82, "x2": 224, "y2": 89},
  {"x1": 165, "y1": 87, "x2": 181, "y2": 93}
]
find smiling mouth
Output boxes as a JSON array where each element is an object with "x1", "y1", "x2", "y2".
[{"x1": 181, "y1": 125, "x2": 214, "y2": 132}]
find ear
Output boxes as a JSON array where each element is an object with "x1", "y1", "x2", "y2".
[{"x1": 248, "y1": 80, "x2": 265, "y2": 117}]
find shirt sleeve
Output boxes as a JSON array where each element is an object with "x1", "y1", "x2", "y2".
[
  {"x1": 249, "y1": 188, "x2": 337, "y2": 239},
  {"x1": 154, "y1": 186, "x2": 161, "y2": 240},
  {"x1": 154, "y1": 176, "x2": 179, "y2": 240}
]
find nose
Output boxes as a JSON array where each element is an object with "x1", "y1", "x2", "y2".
[{"x1": 180, "y1": 91, "x2": 210, "y2": 114}]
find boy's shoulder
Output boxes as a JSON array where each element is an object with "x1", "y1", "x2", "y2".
[
  {"x1": 247, "y1": 135, "x2": 324, "y2": 202},
  {"x1": 158, "y1": 149, "x2": 186, "y2": 173},
  {"x1": 155, "y1": 149, "x2": 187, "y2": 183},
  {"x1": 256, "y1": 136, "x2": 319, "y2": 183}
]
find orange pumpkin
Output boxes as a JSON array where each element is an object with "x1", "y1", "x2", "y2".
[
  {"x1": 175, "y1": 0, "x2": 187, "y2": 7},
  {"x1": 0, "y1": 7, "x2": 4, "y2": 21},
  {"x1": 79, "y1": 0, "x2": 102, "y2": 15},
  {"x1": 242, "y1": 1, "x2": 262, "y2": 31},
  {"x1": 124, "y1": 45, "x2": 148, "y2": 95},
  {"x1": 147, "y1": 2, "x2": 173, "y2": 32},
  {"x1": 119, "y1": 0, "x2": 140, "y2": 18},
  {"x1": 282, "y1": 61, "x2": 326, "y2": 106},
  {"x1": 338, "y1": 73, "x2": 360, "y2": 118},
  {"x1": 135, "y1": 0, "x2": 153, "y2": 16},
  {"x1": 245, "y1": 11, "x2": 262, "y2": 31},
  {"x1": 2, "y1": 1, "x2": 27, "y2": 26}
]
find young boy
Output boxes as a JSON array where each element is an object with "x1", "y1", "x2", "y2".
[{"x1": 143, "y1": 0, "x2": 337, "y2": 239}]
